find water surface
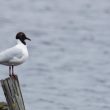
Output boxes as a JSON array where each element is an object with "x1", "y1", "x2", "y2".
[{"x1": 0, "y1": 0, "x2": 110, "y2": 110}]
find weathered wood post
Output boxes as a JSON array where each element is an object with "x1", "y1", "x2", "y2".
[
  {"x1": 0, "y1": 102, "x2": 8, "y2": 110},
  {"x1": 1, "y1": 75, "x2": 26, "y2": 110}
]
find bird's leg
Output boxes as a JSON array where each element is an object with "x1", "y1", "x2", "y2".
[
  {"x1": 12, "y1": 65, "x2": 16, "y2": 79},
  {"x1": 12, "y1": 65, "x2": 14, "y2": 75},
  {"x1": 9, "y1": 66, "x2": 11, "y2": 77}
]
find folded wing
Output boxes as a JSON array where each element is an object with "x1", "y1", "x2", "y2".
[{"x1": 0, "y1": 46, "x2": 23, "y2": 64}]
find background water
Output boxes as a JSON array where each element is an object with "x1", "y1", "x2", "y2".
[{"x1": 0, "y1": 0, "x2": 110, "y2": 110}]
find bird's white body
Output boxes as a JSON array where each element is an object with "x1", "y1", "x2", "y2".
[{"x1": 0, "y1": 40, "x2": 29, "y2": 66}]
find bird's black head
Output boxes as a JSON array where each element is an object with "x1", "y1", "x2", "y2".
[{"x1": 16, "y1": 32, "x2": 31, "y2": 45}]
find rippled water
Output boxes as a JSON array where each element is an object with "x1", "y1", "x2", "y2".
[{"x1": 0, "y1": 0, "x2": 110, "y2": 110}]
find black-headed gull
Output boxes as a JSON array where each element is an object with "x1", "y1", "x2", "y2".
[{"x1": 0, "y1": 32, "x2": 31, "y2": 76}]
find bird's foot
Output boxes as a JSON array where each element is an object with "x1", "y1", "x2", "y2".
[{"x1": 11, "y1": 73, "x2": 17, "y2": 79}]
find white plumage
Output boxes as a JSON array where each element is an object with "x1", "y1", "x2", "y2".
[
  {"x1": 0, "y1": 32, "x2": 31, "y2": 76},
  {"x1": 0, "y1": 40, "x2": 29, "y2": 66}
]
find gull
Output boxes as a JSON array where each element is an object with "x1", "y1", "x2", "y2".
[{"x1": 0, "y1": 32, "x2": 31, "y2": 77}]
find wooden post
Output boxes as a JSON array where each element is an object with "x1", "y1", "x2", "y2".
[
  {"x1": 1, "y1": 75, "x2": 26, "y2": 110},
  {"x1": 0, "y1": 102, "x2": 8, "y2": 110}
]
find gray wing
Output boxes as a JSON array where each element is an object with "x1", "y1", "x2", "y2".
[{"x1": 0, "y1": 46, "x2": 23, "y2": 63}]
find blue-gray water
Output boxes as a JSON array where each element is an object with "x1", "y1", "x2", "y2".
[{"x1": 0, "y1": 0, "x2": 110, "y2": 110}]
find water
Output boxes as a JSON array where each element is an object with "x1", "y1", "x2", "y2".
[{"x1": 0, "y1": 0, "x2": 110, "y2": 110}]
